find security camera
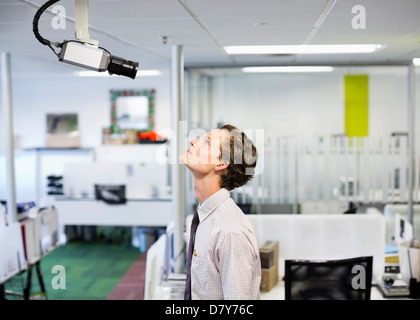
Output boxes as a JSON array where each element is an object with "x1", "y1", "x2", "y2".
[
  {"x1": 33, "y1": 0, "x2": 139, "y2": 79},
  {"x1": 59, "y1": 41, "x2": 138, "y2": 79}
]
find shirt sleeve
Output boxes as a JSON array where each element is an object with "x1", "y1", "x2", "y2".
[{"x1": 215, "y1": 231, "x2": 260, "y2": 300}]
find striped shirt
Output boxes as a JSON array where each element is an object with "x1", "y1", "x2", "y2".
[{"x1": 191, "y1": 188, "x2": 261, "y2": 300}]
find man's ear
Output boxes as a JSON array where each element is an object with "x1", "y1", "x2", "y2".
[{"x1": 215, "y1": 162, "x2": 229, "y2": 172}]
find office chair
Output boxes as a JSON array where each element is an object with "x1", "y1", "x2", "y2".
[{"x1": 284, "y1": 256, "x2": 373, "y2": 300}]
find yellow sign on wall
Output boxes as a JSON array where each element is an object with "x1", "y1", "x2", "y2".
[{"x1": 344, "y1": 75, "x2": 369, "y2": 137}]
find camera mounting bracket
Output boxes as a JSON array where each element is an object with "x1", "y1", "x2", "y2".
[{"x1": 74, "y1": 0, "x2": 98, "y2": 46}]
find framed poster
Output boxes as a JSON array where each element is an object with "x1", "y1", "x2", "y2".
[
  {"x1": 46, "y1": 113, "x2": 80, "y2": 148},
  {"x1": 109, "y1": 89, "x2": 156, "y2": 134}
]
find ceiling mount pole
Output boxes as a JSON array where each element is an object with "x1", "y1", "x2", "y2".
[{"x1": 74, "y1": 0, "x2": 98, "y2": 46}]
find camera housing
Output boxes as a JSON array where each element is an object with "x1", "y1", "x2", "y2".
[{"x1": 58, "y1": 41, "x2": 138, "y2": 79}]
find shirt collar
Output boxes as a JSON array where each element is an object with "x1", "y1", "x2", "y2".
[{"x1": 197, "y1": 188, "x2": 230, "y2": 223}]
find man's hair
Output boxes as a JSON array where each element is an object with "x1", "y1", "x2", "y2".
[{"x1": 218, "y1": 124, "x2": 258, "y2": 191}]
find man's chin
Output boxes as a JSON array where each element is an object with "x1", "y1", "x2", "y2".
[{"x1": 179, "y1": 153, "x2": 188, "y2": 165}]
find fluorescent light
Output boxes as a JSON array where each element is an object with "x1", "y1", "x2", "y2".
[
  {"x1": 242, "y1": 66, "x2": 334, "y2": 73},
  {"x1": 73, "y1": 70, "x2": 162, "y2": 77},
  {"x1": 74, "y1": 71, "x2": 111, "y2": 77},
  {"x1": 138, "y1": 70, "x2": 162, "y2": 76},
  {"x1": 413, "y1": 58, "x2": 420, "y2": 66},
  {"x1": 225, "y1": 44, "x2": 381, "y2": 55}
]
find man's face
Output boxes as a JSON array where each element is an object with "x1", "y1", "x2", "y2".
[{"x1": 180, "y1": 129, "x2": 228, "y2": 175}]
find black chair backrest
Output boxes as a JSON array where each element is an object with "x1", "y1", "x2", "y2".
[{"x1": 284, "y1": 256, "x2": 373, "y2": 300}]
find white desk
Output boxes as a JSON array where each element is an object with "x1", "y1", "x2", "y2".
[
  {"x1": 54, "y1": 197, "x2": 172, "y2": 227},
  {"x1": 150, "y1": 278, "x2": 410, "y2": 300}
]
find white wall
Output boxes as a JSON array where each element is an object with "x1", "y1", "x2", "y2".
[
  {"x1": 209, "y1": 67, "x2": 419, "y2": 142},
  {"x1": 1, "y1": 71, "x2": 171, "y2": 150},
  {"x1": 213, "y1": 72, "x2": 343, "y2": 138}
]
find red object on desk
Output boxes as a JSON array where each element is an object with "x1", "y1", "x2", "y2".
[{"x1": 138, "y1": 130, "x2": 162, "y2": 141}]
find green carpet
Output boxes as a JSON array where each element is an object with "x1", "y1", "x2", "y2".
[{"x1": 4, "y1": 240, "x2": 141, "y2": 300}]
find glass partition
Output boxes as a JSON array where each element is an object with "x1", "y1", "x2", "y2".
[{"x1": 185, "y1": 66, "x2": 420, "y2": 217}]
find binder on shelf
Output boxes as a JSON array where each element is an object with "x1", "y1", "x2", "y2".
[{"x1": 19, "y1": 206, "x2": 60, "y2": 265}]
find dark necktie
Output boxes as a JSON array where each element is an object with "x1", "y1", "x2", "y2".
[{"x1": 184, "y1": 210, "x2": 199, "y2": 300}]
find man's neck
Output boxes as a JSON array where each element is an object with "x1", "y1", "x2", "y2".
[{"x1": 193, "y1": 177, "x2": 222, "y2": 204}]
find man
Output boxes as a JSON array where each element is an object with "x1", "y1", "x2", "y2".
[{"x1": 180, "y1": 124, "x2": 261, "y2": 300}]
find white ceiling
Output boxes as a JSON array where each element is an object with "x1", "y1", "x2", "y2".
[{"x1": 1, "y1": 0, "x2": 420, "y2": 77}]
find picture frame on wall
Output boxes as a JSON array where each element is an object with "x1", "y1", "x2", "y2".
[
  {"x1": 46, "y1": 113, "x2": 80, "y2": 148},
  {"x1": 109, "y1": 89, "x2": 156, "y2": 134}
]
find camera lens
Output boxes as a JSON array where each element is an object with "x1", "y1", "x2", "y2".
[{"x1": 107, "y1": 55, "x2": 139, "y2": 79}]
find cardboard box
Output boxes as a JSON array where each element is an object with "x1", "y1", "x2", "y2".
[
  {"x1": 46, "y1": 133, "x2": 80, "y2": 148},
  {"x1": 260, "y1": 248, "x2": 274, "y2": 269},
  {"x1": 259, "y1": 241, "x2": 278, "y2": 269},
  {"x1": 260, "y1": 265, "x2": 278, "y2": 292},
  {"x1": 259, "y1": 241, "x2": 279, "y2": 292}
]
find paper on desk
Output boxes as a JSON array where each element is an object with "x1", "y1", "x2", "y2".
[
  {"x1": 398, "y1": 240, "x2": 420, "y2": 283},
  {"x1": 394, "y1": 213, "x2": 414, "y2": 244}
]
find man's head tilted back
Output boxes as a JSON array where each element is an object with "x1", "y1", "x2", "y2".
[
  {"x1": 181, "y1": 124, "x2": 258, "y2": 191},
  {"x1": 217, "y1": 124, "x2": 257, "y2": 190}
]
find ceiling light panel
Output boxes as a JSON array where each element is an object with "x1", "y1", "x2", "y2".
[{"x1": 225, "y1": 44, "x2": 381, "y2": 55}]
